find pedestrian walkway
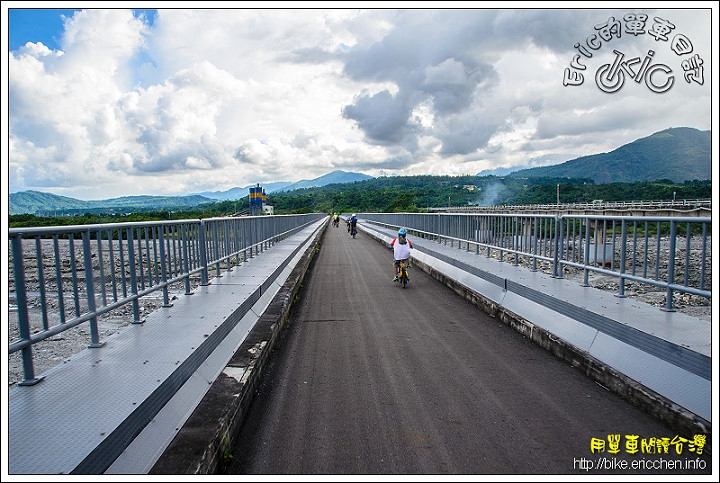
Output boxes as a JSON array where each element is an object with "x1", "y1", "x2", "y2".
[{"x1": 8, "y1": 219, "x2": 327, "y2": 475}]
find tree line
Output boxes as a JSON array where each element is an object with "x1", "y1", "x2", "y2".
[{"x1": 9, "y1": 176, "x2": 711, "y2": 228}]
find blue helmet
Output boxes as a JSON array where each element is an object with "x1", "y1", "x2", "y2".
[{"x1": 398, "y1": 227, "x2": 407, "y2": 236}]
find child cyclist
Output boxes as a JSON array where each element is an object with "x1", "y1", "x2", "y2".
[{"x1": 389, "y1": 227, "x2": 413, "y2": 282}]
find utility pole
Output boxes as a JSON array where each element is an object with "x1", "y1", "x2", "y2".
[{"x1": 557, "y1": 184, "x2": 560, "y2": 204}]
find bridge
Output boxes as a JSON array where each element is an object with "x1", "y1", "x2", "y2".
[
  {"x1": 6, "y1": 211, "x2": 713, "y2": 475},
  {"x1": 431, "y1": 198, "x2": 712, "y2": 218}
]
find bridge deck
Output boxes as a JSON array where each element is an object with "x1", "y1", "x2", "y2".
[{"x1": 6, "y1": 217, "x2": 712, "y2": 475}]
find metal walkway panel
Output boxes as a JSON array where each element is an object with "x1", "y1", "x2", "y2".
[
  {"x1": 105, "y1": 222, "x2": 325, "y2": 474},
  {"x1": 588, "y1": 330, "x2": 711, "y2": 420},
  {"x1": 8, "y1": 220, "x2": 326, "y2": 475}
]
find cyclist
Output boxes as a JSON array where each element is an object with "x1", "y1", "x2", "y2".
[
  {"x1": 389, "y1": 227, "x2": 413, "y2": 282},
  {"x1": 349, "y1": 213, "x2": 358, "y2": 237}
]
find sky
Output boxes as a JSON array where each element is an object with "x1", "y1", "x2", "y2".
[{"x1": 2, "y1": 2, "x2": 717, "y2": 200}]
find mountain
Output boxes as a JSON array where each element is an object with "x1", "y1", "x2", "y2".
[
  {"x1": 477, "y1": 153, "x2": 579, "y2": 177},
  {"x1": 9, "y1": 170, "x2": 375, "y2": 215},
  {"x1": 193, "y1": 170, "x2": 373, "y2": 201},
  {"x1": 8, "y1": 190, "x2": 92, "y2": 216},
  {"x1": 276, "y1": 170, "x2": 374, "y2": 192},
  {"x1": 507, "y1": 127, "x2": 710, "y2": 183},
  {"x1": 195, "y1": 181, "x2": 293, "y2": 201},
  {"x1": 8, "y1": 191, "x2": 215, "y2": 216}
]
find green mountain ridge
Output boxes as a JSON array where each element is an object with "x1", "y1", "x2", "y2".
[
  {"x1": 9, "y1": 191, "x2": 215, "y2": 216},
  {"x1": 507, "y1": 127, "x2": 710, "y2": 183}
]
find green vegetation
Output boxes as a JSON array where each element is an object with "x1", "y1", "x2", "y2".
[{"x1": 9, "y1": 176, "x2": 711, "y2": 228}]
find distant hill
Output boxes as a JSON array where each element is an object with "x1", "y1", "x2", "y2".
[
  {"x1": 477, "y1": 153, "x2": 579, "y2": 177},
  {"x1": 8, "y1": 191, "x2": 215, "y2": 216},
  {"x1": 9, "y1": 170, "x2": 375, "y2": 215},
  {"x1": 193, "y1": 170, "x2": 373, "y2": 201},
  {"x1": 507, "y1": 127, "x2": 710, "y2": 183},
  {"x1": 195, "y1": 181, "x2": 293, "y2": 201},
  {"x1": 276, "y1": 170, "x2": 374, "y2": 192}
]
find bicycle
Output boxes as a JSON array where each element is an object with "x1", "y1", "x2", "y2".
[{"x1": 398, "y1": 259, "x2": 409, "y2": 288}]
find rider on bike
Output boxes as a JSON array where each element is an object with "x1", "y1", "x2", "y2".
[
  {"x1": 349, "y1": 214, "x2": 358, "y2": 237},
  {"x1": 389, "y1": 227, "x2": 413, "y2": 282}
]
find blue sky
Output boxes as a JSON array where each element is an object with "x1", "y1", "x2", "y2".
[
  {"x1": 3, "y1": 4, "x2": 717, "y2": 200},
  {"x1": 8, "y1": 8, "x2": 79, "y2": 50},
  {"x1": 8, "y1": 8, "x2": 156, "y2": 50}
]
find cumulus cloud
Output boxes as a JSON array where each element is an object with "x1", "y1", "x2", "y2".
[{"x1": 5, "y1": 7, "x2": 713, "y2": 199}]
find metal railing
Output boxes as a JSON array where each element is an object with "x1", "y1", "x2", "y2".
[
  {"x1": 8, "y1": 213, "x2": 324, "y2": 385},
  {"x1": 430, "y1": 199, "x2": 712, "y2": 215},
  {"x1": 360, "y1": 212, "x2": 711, "y2": 311}
]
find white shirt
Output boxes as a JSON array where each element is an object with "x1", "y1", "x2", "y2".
[{"x1": 391, "y1": 237, "x2": 412, "y2": 260}]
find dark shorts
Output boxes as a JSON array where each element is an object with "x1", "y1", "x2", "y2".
[{"x1": 393, "y1": 259, "x2": 408, "y2": 268}]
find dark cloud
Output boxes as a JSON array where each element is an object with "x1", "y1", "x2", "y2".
[
  {"x1": 232, "y1": 145, "x2": 251, "y2": 164},
  {"x1": 377, "y1": 153, "x2": 416, "y2": 170},
  {"x1": 341, "y1": 89, "x2": 416, "y2": 146},
  {"x1": 338, "y1": 10, "x2": 517, "y2": 158},
  {"x1": 335, "y1": 9, "x2": 665, "y2": 160},
  {"x1": 290, "y1": 132, "x2": 316, "y2": 149},
  {"x1": 437, "y1": 117, "x2": 500, "y2": 156}
]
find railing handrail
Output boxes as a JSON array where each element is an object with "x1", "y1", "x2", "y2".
[{"x1": 430, "y1": 198, "x2": 712, "y2": 214}]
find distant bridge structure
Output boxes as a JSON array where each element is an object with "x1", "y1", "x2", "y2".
[{"x1": 431, "y1": 199, "x2": 712, "y2": 218}]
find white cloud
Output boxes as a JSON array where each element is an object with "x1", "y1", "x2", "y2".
[{"x1": 5, "y1": 6, "x2": 715, "y2": 199}]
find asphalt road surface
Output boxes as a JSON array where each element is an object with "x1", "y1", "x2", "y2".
[{"x1": 223, "y1": 222, "x2": 711, "y2": 476}]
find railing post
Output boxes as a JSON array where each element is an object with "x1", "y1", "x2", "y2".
[
  {"x1": 582, "y1": 220, "x2": 591, "y2": 287},
  {"x1": 158, "y1": 224, "x2": 173, "y2": 307},
  {"x1": 662, "y1": 221, "x2": 677, "y2": 312},
  {"x1": 212, "y1": 221, "x2": 222, "y2": 278},
  {"x1": 34, "y1": 238, "x2": 49, "y2": 330},
  {"x1": 11, "y1": 234, "x2": 42, "y2": 386},
  {"x1": 199, "y1": 219, "x2": 210, "y2": 286},
  {"x1": 125, "y1": 227, "x2": 143, "y2": 324},
  {"x1": 182, "y1": 224, "x2": 194, "y2": 295},
  {"x1": 512, "y1": 216, "x2": 519, "y2": 266},
  {"x1": 552, "y1": 216, "x2": 563, "y2": 278},
  {"x1": 616, "y1": 219, "x2": 628, "y2": 299},
  {"x1": 82, "y1": 229, "x2": 105, "y2": 348}
]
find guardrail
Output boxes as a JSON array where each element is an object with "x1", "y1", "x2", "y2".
[
  {"x1": 359, "y1": 212, "x2": 711, "y2": 312},
  {"x1": 8, "y1": 213, "x2": 325, "y2": 386},
  {"x1": 430, "y1": 198, "x2": 711, "y2": 215}
]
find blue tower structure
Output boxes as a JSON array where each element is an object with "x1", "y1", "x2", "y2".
[{"x1": 249, "y1": 183, "x2": 266, "y2": 216}]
